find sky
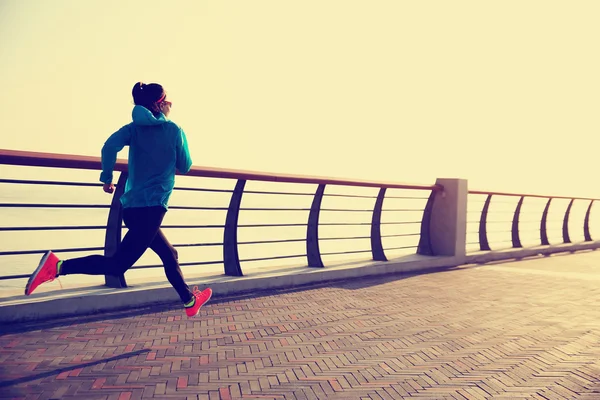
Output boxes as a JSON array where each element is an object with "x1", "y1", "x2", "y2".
[{"x1": 0, "y1": 0, "x2": 599, "y2": 198}]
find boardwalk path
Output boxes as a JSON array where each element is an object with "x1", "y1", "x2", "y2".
[{"x1": 2, "y1": 251, "x2": 600, "y2": 399}]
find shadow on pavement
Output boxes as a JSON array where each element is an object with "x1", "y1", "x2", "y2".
[{"x1": 0, "y1": 349, "x2": 151, "y2": 388}]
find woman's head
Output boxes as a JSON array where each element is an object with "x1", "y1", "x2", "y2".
[{"x1": 132, "y1": 82, "x2": 172, "y2": 117}]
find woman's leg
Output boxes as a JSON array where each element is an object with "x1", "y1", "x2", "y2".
[
  {"x1": 150, "y1": 229, "x2": 193, "y2": 303},
  {"x1": 60, "y1": 207, "x2": 166, "y2": 276}
]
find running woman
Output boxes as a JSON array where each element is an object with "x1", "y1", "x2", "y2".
[{"x1": 25, "y1": 82, "x2": 212, "y2": 318}]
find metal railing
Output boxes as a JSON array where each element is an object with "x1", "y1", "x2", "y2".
[
  {"x1": 0, "y1": 149, "x2": 439, "y2": 287},
  {"x1": 467, "y1": 190, "x2": 599, "y2": 252}
]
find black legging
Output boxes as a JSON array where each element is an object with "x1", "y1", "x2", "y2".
[{"x1": 60, "y1": 206, "x2": 193, "y2": 304}]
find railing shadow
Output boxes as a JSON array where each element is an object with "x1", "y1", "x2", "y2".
[{"x1": 0, "y1": 349, "x2": 151, "y2": 388}]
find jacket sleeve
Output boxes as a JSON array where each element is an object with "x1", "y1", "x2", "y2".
[
  {"x1": 175, "y1": 128, "x2": 193, "y2": 174},
  {"x1": 99, "y1": 125, "x2": 132, "y2": 184}
]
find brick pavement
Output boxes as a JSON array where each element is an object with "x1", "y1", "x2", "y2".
[{"x1": 2, "y1": 251, "x2": 600, "y2": 399}]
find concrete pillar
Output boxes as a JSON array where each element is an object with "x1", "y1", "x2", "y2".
[{"x1": 428, "y1": 178, "x2": 468, "y2": 261}]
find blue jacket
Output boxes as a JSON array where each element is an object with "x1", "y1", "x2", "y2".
[{"x1": 99, "y1": 105, "x2": 192, "y2": 209}]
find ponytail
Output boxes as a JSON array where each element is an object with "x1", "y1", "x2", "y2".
[{"x1": 132, "y1": 82, "x2": 165, "y2": 113}]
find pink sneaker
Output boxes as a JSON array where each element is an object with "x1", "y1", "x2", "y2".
[
  {"x1": 185, "y1": 286, "x2": 212, "y2": 318},
  {"x1": 25, "y1": 251, "x2": 60, "y2": 295}
]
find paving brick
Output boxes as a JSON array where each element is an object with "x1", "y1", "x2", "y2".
[{"x1": 3, "y1": 254, "x2": 600, "y2": 398}]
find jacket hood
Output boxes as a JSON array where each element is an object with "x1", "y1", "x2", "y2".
[{"x1": 132, "y1": 105, "x2": 168, "y2": 126}]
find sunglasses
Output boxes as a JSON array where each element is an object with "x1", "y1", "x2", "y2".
[
  {"x1": 158, "y1": 99, "x2": 172, "y2": 109},
  {"x1": 156, "y1": 93, "x2": 172, "y2": 108}
]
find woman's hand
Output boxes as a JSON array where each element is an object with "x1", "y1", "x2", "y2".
[{"x1": 103, "y1": 183, "x2": 115, "y2": 194}]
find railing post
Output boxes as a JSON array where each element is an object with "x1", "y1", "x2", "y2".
[
  {"x1": 307, "y1": 184, "x2": 325, "y2": 268},
  {"x1": 511, "y1": 196, "x2": 525, "y2": 248},
  {"x1": 424, "y1": 178, "x2": 467, "y2": 261},
  {"x1": 479, "y1": 194, "x2": 492, "y2": 251},
  {"x1": 584, "y1": 200, "x2": 594, "y2": 242},
  {"x1": 417, "y1": 190, "x2": 435, "y2": 256},
  {"x1": 540, "y1": 198, "x2": 552, "y2": 245},
  {"x1": 223, "y1": 179, "x2": 245, "y2": 276},
  {"x1": 371, "y1": 188, "x2": 387, "y2": 261},
  {"x1": 104, "y1": 171, "x2": 128, "y2": 288},
  {"x1": 562, "y1": 198, "x2": 574, "y2": 244}
]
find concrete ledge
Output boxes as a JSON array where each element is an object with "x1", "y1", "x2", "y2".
[
  {"x1": 2, "y1": 241, "x2": 599, "y2": 323},
  {"x1": 0, "y1": 254, "x2": 463, "y2": 323},
  {"x1": 465, "y1": 241, "x2": 600, "y2": 265}
]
